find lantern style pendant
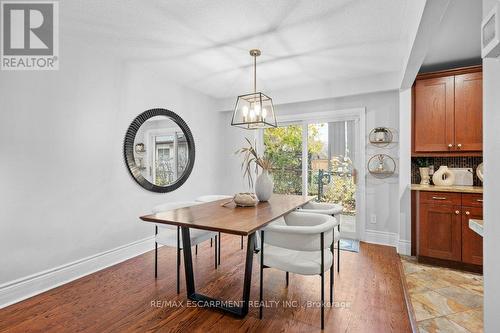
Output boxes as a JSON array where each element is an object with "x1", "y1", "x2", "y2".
[{"x1": 231, "y1": 49, "x2": 277, "y2": 129}]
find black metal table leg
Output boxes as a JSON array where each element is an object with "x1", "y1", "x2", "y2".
[
  {"x1": 330, "y1": 228, "x2": 334, "y2": 304},
  {"x1": 154, "y1": 226, "x2": 158, "y2": 279},
  {"x1": 218, "y1": 232, "x2": 221, "y2": 265},
  {"x1": 181, "y1": 227, "x2": 256, "y2": 318},
  {"x1": 259, "y1": 230, "x2": 264, "y2": 319},
  {"x1": 214, "y1": 235, "x2": 217, "y2": 269},
  {"x1": 337, "y1": 224, "x2": 340, "y2": 273},
  {"x1": 177, "y1": 226, "x2": 181, "y2": 294},
  {"x1": 320, "y1": 232, "x2": 325, "y2": 330}
]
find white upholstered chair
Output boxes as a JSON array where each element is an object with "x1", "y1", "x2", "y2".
[
  {"x1": 258, "y1": 211, "x2": 339, "y2": 329},
  {"x1": 194, "y1": 195, "x2": 246, "y2": 256},
  {"x1": 298, "y1": 202, "x2": 343, "y2": 273},
  {"x1": 152, "y1": 201, "x2": 218, "y2": 294}
]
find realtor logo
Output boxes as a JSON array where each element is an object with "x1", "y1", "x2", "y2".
[{"x1": 1, "y1": 1, "x2": 58, "y2": 70}]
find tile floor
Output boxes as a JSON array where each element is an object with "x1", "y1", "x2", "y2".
[{"x1": 400, "y1": 256, "x2": 483, "y2": 333}]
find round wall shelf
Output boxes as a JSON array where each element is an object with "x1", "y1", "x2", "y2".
[
  {"x1": 367, "y1": 154, "x2": 396, "y2": 178},
  {"x1": 369, "y1": 127, "x2": 393, "y2": 147}
]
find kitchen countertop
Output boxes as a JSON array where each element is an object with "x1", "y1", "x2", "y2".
[
  {"x1": 469, "y1": 219, "x2": 484, "y2": 237},
  {"x1": 411, "y1": 184, "x2": 483, "y2": 194}
]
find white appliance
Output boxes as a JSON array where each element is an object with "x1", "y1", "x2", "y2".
[
  {"x1": 482, "y1": 2, "x2": 500, "y2": 59},
  {"x1": 450, "y1": 168, "x2": 474, "y2": 186}
]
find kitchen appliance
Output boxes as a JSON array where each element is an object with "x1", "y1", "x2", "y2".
[{"x1": 450, "y1": 168, "x2": 474, "y2": 186}]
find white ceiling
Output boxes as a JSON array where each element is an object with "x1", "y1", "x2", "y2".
[
  {"x1": 421, "y1": 0, "x2": 482, "y2": 72},
  {"x1": 62, "y1": 0, "x2": 425, "y2": 101}
]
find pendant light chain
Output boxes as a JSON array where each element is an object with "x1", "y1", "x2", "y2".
[{"x1": 253, "y1": 53, "x2": 257, "y2": 94}]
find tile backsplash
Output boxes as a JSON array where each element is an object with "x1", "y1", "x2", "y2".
[{"x1": 411, "y1": 156, "x2": 483, "y2": 186}]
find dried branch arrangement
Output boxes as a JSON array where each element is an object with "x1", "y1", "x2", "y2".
[{"x1": 235, "y1": 137, "x2": 272, "y2": 189}]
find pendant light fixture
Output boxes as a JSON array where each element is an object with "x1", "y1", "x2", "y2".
[{"x1": 231, "y1": 49, "x2": 276, "y2": 129}]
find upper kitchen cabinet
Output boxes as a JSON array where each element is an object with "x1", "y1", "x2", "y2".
[
  {"x1": 412, "y1": 66, "x2": 483, "y2": 156},
  {"x1": 454, "y1": 72, "x2": 483, "y2": 152},
  {"x1": 414, "y1": 76, "x2": 455, "y2": 153}
]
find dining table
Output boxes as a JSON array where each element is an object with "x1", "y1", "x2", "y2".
[{"x1": 140, "y1": 194, "x2": 315, "y2": 318}]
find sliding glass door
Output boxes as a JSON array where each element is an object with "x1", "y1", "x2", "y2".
[
  {"x1": 263, "y1": 124, "x2": 303, "y2": 195},
  {"x1": 264, "y1": 119, "x2": 359, "y2": 240}
]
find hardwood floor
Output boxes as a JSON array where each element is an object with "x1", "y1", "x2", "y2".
[{"x1": 0, "y1": 236, "x2": 411, "y2": 332}]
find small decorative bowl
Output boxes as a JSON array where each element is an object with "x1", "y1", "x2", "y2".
[{"x1": 233, "y1": 193, "x2": 258, "y2": 207}]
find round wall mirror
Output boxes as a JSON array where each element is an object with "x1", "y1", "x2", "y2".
[{"x1": 124, "y1": 108, "x2": 195, "y2": 193}]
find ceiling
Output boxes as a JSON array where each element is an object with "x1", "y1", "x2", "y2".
[
  {"x1": 420, "y1": 0, "x2": 482, "y2": 72},
  {"x1": 62, "y1": 0, "x2": 425, "y2": 101}
]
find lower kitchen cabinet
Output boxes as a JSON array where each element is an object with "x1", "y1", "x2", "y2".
[
  {"x1": 415, "y1": 190, "x2": 483, "y2": 269},
  {"x1": 419, "y1": 203, "x2": 462, "y2": 261},
  {"x1": 461, "y1": 206, "x2": 483, "y2": 265}
]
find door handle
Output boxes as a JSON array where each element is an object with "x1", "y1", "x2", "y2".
[
  {"x1": 465, "y1": 211, "x2": 470, "y2": 215},
  {"x1": 455, "y1": 210, "x2": 460, "y2": 215},
  {"x1": 448, "y1": 144, "x2": 453, "y2": 148},
  {"x1": 432, "y1": 196, "x2": 447, "y2": 200},
  {"x1": 457, "y1": 143, "x2": 462, "y2": 149},
  {"x1": 477, "y1": 199, "x2": 483, "y2": 203}
]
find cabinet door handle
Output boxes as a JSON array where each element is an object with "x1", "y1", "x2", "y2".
[
  {"x1": 457, "y1": 143, "x2": 462, "y2": 148},
  {"x1": 448, "y1": 144, "x2": 453, "y2": 148},
  {"x1": 465, "y1": 211, "x2": 470, "y2": 215},
  {"x1": 455, "y1": 210, "x2": 460, "y2": 215},
  {"x1": 477, "y1": 199, "x2": 483, "y2": 203},
  {"x1": 432, "y1": 196, "x2": 447, "y2": 200}
]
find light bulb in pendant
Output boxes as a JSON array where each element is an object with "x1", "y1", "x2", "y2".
[
  {"x1": 254, "y1": 104, "x2": 261, "y2": 115},
  {"x1": 242, "y1": 105, "x2": 249, "y2": 117},
  {"x1": 262, "y1": 108, "x2": 267, "y2": 119}
]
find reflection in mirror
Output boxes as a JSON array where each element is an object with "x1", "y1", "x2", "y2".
[{"x1": 133, "y1": 116, "x2": 189, "y2": 187}]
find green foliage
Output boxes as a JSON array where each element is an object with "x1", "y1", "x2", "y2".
[
  {"x1": 321, "y1": 175, "x2": 356, "y2": 215},
  {"x1": 263, "y1": 124, "x2": 356, "y2": 215},
  {"x1": 415, "y1": 157, "x2": 431, "y2": 168},
  {"x1": 264, "y1": 125, "x2": 304, "y2": 194}
]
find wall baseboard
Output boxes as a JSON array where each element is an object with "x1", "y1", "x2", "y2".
[
  {"x1": 0, "y1": 236, "x2": 155, "y2": 309},
  {"x1": 364, "y1": 230, "x2": 411, "y2": 255},
  {"x1": 364, "y1": 229, "x2": 398, "y2": 246},
  {"x1": 397, "y1": 240, "x2": 411, "y2": 256}
]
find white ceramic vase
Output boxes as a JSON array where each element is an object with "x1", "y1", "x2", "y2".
[
  {"x1": 432, "y1": 166, "x2": 455, "y2": 186},
  {"x1": 419, "y1": 167, "x2": 430, "y2": 185},
  {"x1": 255, "y1": 170, "x2": 274, "y2": 201}
]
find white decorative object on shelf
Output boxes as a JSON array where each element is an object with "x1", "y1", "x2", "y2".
[
  {"x1": 477, "y1": 163, "x2": 484, "y2": 182},
  {"x1": 255, "y1": 170, "x2": 274, "y2": 201},
  {"x1": 432, "y1": 166, "x2": 455, "y2": 186},
  {"x1": 367, "y1": 154, "x2": 396, "y2": 178},
  {"x1": 369, "y1": 127, "x2": 393, "y2": 147},
  {"x1": 419, "y1": 167, "x2": 430, "y2": 185}
]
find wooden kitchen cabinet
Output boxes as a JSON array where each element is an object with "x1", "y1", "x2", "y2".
[
  {"x1": 419, "y1": 203, "x2": 462, "y2": 261},
  {"x1": 461, "y1": 206, "x2": 483, "y2": 265},
  {"x1": 416, "y1": 191, "x2": 483, "y2": 270},
  {"x1": 413, "y1": 66, "x2": 483, "y2": 155},
  {"x1": 414, "y1": 76, "x2": 454, "y2": 153},
  {"x1": 454, "y1": 72, "x2": 483, "y2": 152}
]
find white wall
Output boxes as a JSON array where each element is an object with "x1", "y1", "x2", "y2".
[
  {"x1": 218, "y1": 91, "x2": 402, "y2": 241},
  {"x1": 398, "y1": 89, "x2": 412, "y2": 254},
  {"x1": 482, "y1": 1, "x2": 500, "y2": 331},
  {"x1": 0, "y1": 41, "x2": 220, "y2": 292}
]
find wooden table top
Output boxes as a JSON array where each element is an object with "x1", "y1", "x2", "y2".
[{"x1": 140, "y1": 194, "x2": 315, "y2": 236}]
